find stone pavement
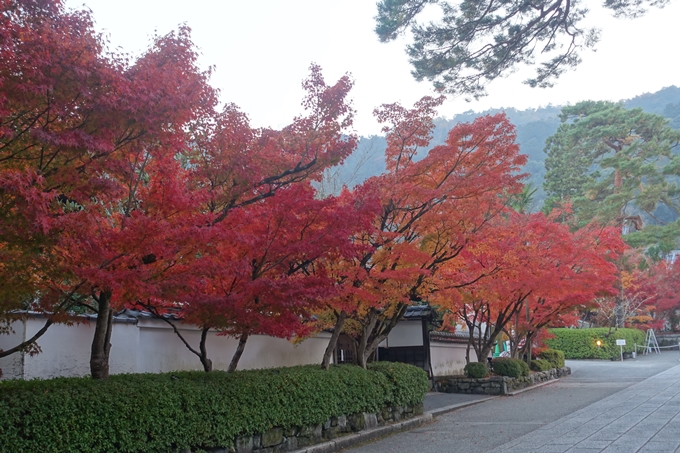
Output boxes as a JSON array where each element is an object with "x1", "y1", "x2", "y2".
[{"x1": 490, "y1": 363, "x2": 680, "y2": 453}]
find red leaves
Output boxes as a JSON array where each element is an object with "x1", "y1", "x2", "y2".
[
  {"x1": 1, "y1": 0, "x2": 641, "y2": 373},
  {"x1": 319, "y1": 99, "x2": 531, "y2": 359}
]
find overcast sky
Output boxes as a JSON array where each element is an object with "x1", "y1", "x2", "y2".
[{"x1": 64, "y1": 0, "x2": 680, "y2": 136}]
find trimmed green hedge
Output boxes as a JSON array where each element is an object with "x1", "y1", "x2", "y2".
[
  {"x1": 545, "y1": 328, "x2": 646, "y2": 360},
  {"x1": 0, "y1": 363, "x2": 428, "y2": 453},
  {"x1": 540, "y1": 349, "x2": 565, "y2": 368},
  {"x1": 492, "y1": 358, "x2": 529, "y2": 378},
  {"x1": 367, "y1": 361, "x2": 429, "y2": 407},
  {"x1": 464, "y1": 362, "x2": 489, "y2": 378}
]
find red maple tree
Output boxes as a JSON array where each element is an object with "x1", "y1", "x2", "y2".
[
  {"x1": 132, "y1": 65, "x2": 360, "y2": 372},
  {"x1": 319, "y1": 96, "x2": 528, "y2": 368},
  {"x1": 450, "y1": 212, "x2": 624, "y2": 362}
]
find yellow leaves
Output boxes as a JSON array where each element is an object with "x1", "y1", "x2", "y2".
[{"x1": 620, "y1": 270, "x2": 641, "y2": 292}]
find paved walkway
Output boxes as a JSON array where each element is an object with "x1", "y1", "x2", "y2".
[{"x1": 490, "y1": 363, "x2": 680, "y2": 453}]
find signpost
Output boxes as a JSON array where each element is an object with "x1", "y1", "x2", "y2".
[{"x1": 616, "y1": 339, "x2": 626, "y2": 362}]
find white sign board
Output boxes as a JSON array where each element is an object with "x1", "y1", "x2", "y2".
[{"x1": 616, "y1": 339, "x2": 626, "y2": 346}]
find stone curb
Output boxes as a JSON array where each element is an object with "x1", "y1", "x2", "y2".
[
  {"x1": 289, "y1": 413, "x2": 433, "y2": 453},
  {"x1": 505, "y1": 378, "x2": 560, "y2": 396},
  {"x1": 427, "y1": 395, "x2": 497, "y2": 417}
]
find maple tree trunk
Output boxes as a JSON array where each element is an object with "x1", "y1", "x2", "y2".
[
  {"x1": 465, "y1": 337, "x2": 472, "y2": 364},
  {"x1": 526, "y1": 335, "x2": 533, "y2": 364},
  {"x1": 615, "y1": 295, "x2": 626, "y2": 328},
  {"x1": 199, "y1": 327, "x2": 213, "y2": 372},
  {"x1": 356, "y1": 305, "x2": 409, "y2": 369},
  {"x1": 356, "y1": 345, "x2": 369, "y2": 369},
  {"x1": 90, "y1": 290, "x2": 113, "y2": 380},
  {"x1": 510, "y1": 310, "x2": 521, "y2": 358},
  {"x1": 321, "y1": 310, "x2": 347, "y2": 370},
  {"x1": 519, "y1": 331, "x2": 534, "y2": 364},
  {"x1": 227, "y1": 332, "x2": 249, "y2": 373},
  {"x1": 476, "y1": 338, "x2": 494, "y2": 364},
  {"x1": 356, "y1": 309, "x2": 381, "y2": 369}
]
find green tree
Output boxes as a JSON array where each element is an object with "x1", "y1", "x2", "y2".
[
  {"x1": 543, "y1": 101, "x2": 680, "y2": 252},
  {"x1": 374, "y1": 0, "x2": 670, "y2": 98}
]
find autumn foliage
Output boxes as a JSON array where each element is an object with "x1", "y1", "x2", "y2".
[{"x1": 0, "y1": 0, "x2": 657, "y2": 380}]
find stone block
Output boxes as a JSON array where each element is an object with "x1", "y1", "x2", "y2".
[
  {"x1": 323, "y1": 425, "x2": 339, "y2": 440},
  {"x1": 376, "y1": 411, "x2": 385, "y2": 425},
  {"x1": 414, "y1": 403, "x2": 424, "y2": 416},
  {"x1": 296, "y1": 435, "x2": 312, "y2": 449},
  {"x1": 298, "y1": 424, "x2": 323, "y2": 443},
  {"x1": 235, "y1": 435, "x2": 253, "y2": 453},
  {"x1": 262, "y1": 428, "x2": 283, "y2": 448},
  {"x1": 311, "y1": 424, "x2": 323, "y2": 443},
  {"x1": 364, "y1": 412, "x2": 378, "y2": 430},
  {"x1": 349, "y1": 413, "x2": 365, "y2": 431},
  {"x1": 336, "y1": 414, "x2": 348, "y2": 431},
  {"x1": 283, "y1": 436, "x2": 298, "y2": 451}
]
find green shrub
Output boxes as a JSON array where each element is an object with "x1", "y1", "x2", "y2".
[
  {"x1": 0, "y1": 363, "x2": 428, "y2": 453},
  {"x1": 464, "y1": 362, "x2": 489, "y2": 378},
  {"x1": 545, "y1": 328, "x2": 645, "y2": 360},
  {"x1": 530, "y1": 359, "x2": 552, "y2": 372},
  {"x1": 517, "y1": 359, "x2": 530, "y2": 376},
  {"x1": 492, "y1": 358, "x2": 528, "y2": 378},
  {"x1": 540, "y1": 349, "x2": 565, "y2": 368}
]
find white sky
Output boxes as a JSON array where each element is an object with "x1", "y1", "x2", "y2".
[{"x1": 64, "y1": 0, "x2": 680, "y2": 136}]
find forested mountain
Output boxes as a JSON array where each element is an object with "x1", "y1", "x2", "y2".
[{"x1": 323, "y1": 86, "x2": 680, "y2": 211}]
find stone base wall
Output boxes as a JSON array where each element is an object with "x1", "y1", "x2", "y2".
[
  {"x1": 656, "y1": 333, "x2": 680, "y2": 347},
  {"x1": 434, "y1": 366, "x2": 571, "y2": 395},
  {"x1": 194, "y1": 403, "x2": 424, "y2": 453}
]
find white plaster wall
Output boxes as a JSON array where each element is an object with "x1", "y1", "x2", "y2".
[
  {"x1": 136, "y1": 319, "x2": 331, "y2": 373},
  {"x1": 0, "y1": 320, "x2": 25, "y2": 380},
  {"x1": 234, "y1": 332, "x2": 331, "y2": 370},
  {"x1": 3, "y1": 316, "x2": 331, "y2": 380},
  {"x1": 430, "y1": 342, "x2": 479, "y2": 377},
  {"x1": 22, "y1": 318, "x2": 92, "y2": 379},
  {"x1": 21, "y1": 318, "x2": 138, "y2": 379},
  {"x1": 384, "y1": 321, "x2": 423, "y2": 347},
  {"x1": 109, "y1": 322, "x2": 138, "y2": 375}
]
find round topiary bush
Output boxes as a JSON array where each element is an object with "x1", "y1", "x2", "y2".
[
  {"x1": 464, "y1": 361, "x2": 489, "y2": 378},
  {"x1": 541, "y1": 349, "x2": 565, "y2": 368},
  {"x1": 492, "y1": 358, "x2": 527, "y2": 378}
]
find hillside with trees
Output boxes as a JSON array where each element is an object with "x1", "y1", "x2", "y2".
[{"x1": 324, "y1": 86, "x2": 680, "y2": 211}]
